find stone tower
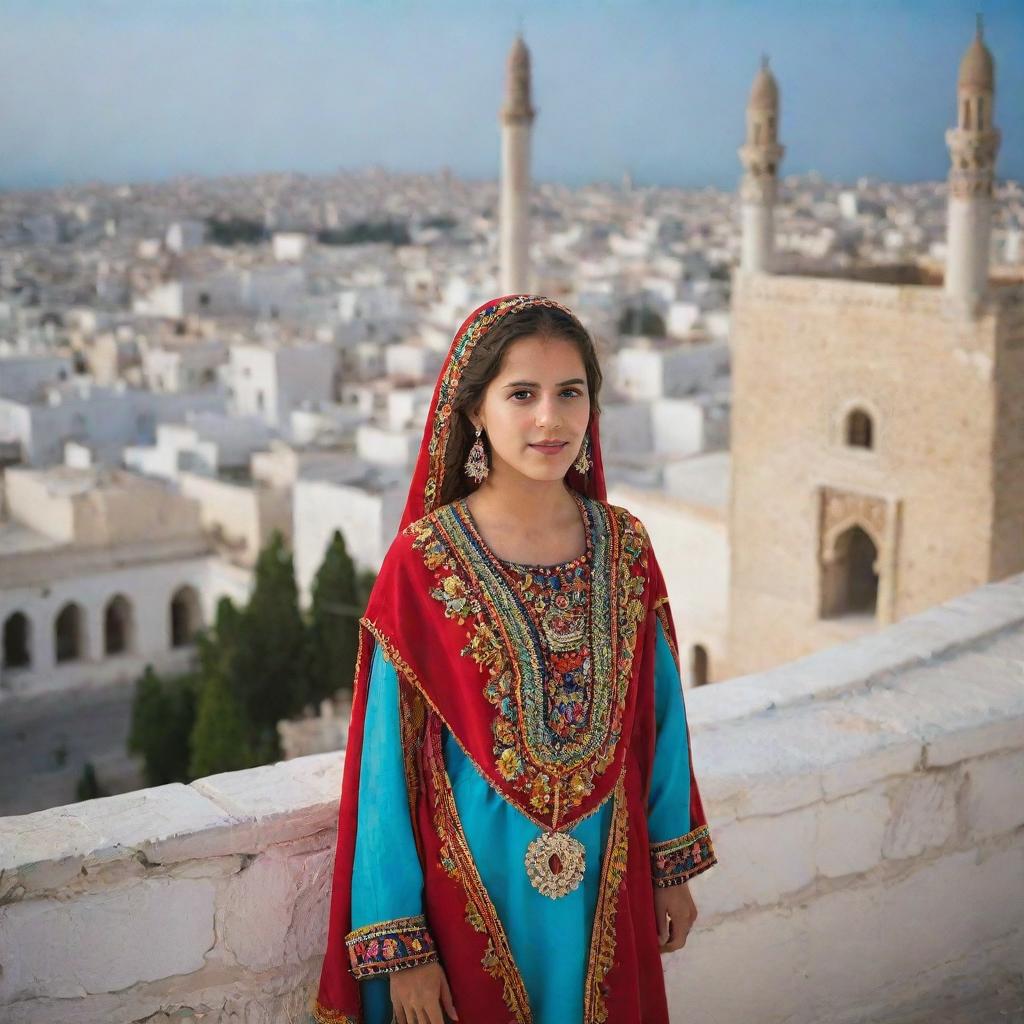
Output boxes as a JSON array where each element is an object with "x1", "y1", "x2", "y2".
[
  {"x1": 499, "y1": 34, "x2": 536, "y2": 295},
  {"x1": 738, "y1": 57, "x2": 784, "y2": 274},
  {"x1": 724, "y1": 24, "x2": 1024, "y2": 679},
  {"x1": 944, "y1": 17, "x2": 1000, "y2": 314}
]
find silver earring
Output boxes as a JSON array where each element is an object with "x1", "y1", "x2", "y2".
[
  {"x1": 573, "y1": 435, "x2": 592, "y2": 474},
  {"x1": 464, "y1": 425, "x2": 489, "y2": 481}
]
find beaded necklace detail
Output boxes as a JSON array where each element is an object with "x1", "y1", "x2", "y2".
[{"x1": 459, "y1": 494, "x2": 595, "y2": 899}]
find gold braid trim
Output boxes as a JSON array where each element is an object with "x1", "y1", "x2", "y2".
[
  {"x1": 309, "y1": 1000, "x2": 358, "y2": 1023},
  {"x1": 653, "y1": 600, "x2": 680, "y2": 673},
  {"x1": 582, "y1": 765, "x2": 630, "y2": 1024},
  {"x1": 362, "y1": 617, "x2": 617, "y2": 835},
  {"x1": 426, "y1": 717, "x2": 534, "y2": 1023}
]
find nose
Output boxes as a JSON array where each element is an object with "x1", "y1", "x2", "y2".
[{"x1": 534, "y1": 392, "x2": 564, "y2": 430}]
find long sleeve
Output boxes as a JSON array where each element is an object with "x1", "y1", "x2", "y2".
[
  {"x1": 345, "y1": 641, "x2": 440, "y2": 980},
  {"x1": 646, "y1": 614, "x2": 718, "y2": 887}
]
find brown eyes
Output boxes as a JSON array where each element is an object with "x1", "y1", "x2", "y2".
[{"x1": 509, "y1": 389, "x2": 583, "y2": 401}]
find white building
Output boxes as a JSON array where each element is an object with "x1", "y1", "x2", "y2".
[
  {"x1": 140, "y1": 340, "x2": 227, "y2": 394},
  {"x1": 383, "y1": 342, "x2": 444, "y2": 381},
  {"x1": 614, "y1": 340, "x2": 729, "y2": 401},
  {"x1": 123, "y1": 413, "x2": 275, "y2": 482},
  {"x1": 0, "y1": 467, "x2": 243, "y2": 699},
  {"x1": 272, "y1": 232, "x2": 308, "y2": 263},
  {"x1": 133, "y1": 267, "x2": 308, "y2": 321},
  {"x1": 164, "y1": 220, "x2": 206, "y2": 254},
  {"x1": 0, "y1": 381, "x2": 226, "y2": 467},
  {"x1": 292, "y1": 460, "x2": 410, "y2": 602},
  {"x1": 228, "y1": 342, "x2": 339, "y2": 429},
  {"x1": 0, "y1": 352, "x2": 75, "y2": 402},
  {"x1": 354, "y1": 424, "x2": 420, "y2": 467}
]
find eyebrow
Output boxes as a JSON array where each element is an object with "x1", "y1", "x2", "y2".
[{"x1": 502, "y1": 378, "x2": 586, "y2": 388}]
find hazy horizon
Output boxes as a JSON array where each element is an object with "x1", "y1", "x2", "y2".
[{"x1": 1, "y1": 0, "x2": 1022, "y2": 194}]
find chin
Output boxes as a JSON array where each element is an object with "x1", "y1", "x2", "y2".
[
  {"x1": 504, "y1": 457, "x2": 570, "y2": 483},
  {"x1": 515, "y1": 465, "x2": 565, "y2": 482}
]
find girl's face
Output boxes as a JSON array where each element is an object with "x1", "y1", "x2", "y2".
[{"x1": 471, "y1": 334, "x2": 592, "y2": 486}]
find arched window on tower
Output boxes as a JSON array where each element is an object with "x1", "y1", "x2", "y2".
[
  {"x1": 104, "y1": 594, "x2": 134, "y2": 655},
  {"x1": 55, "y1": 602, "x2": 85, "y2": 663},
  {"x1": 170, "y1": 586, "x2": 202, "y2": 648},
  {"x1": 689, "y1": 644, "x2": 710, "y2": 687},
  {"x1": 845, "y1": 408, "x2": 873, "y2": 449},
  {"x1": 3, "y1": 612, "x2": 31, "y2": 669},
  {"x1": 820, "y1": 526, "x2": 879, "y2": 619},
  {"x1": 978, "y1": 95, "x2": 985, "y2": 128},
  {"x1": 962, "y1": 99, "x2": 972, "y2": 129}
]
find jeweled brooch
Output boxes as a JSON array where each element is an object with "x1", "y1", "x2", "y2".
[{"x1": 524, "y1": 830, "x2": 586, "y2": 899}]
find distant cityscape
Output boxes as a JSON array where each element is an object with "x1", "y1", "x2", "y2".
[
  {"x1": 1, "y1": 27, "x2": 1022, "y2": 817},
  {"x1": 1, "y1": 15, "x2": 1023, "y2": 1024}
]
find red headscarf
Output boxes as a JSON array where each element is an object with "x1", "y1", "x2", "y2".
[
  {"x1": 398, "y1": 293, "x2": 607, "y2": 530},
  {"x1": 312, "y1": 294, "x2": 714, "y2": 1024}
]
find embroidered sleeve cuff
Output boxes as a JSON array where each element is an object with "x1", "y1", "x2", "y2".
[
  {"x1": 344, "y1": 914, "x2": 439, "y2": 979},
  {"x1": 650, "y1": 823, "x2": 718, "y2": 888}
]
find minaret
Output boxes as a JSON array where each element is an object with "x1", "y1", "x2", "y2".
[
  {"x1": 499, "y1": 34, "x2": 536, "y2": 294},
  {"x1": 945, "y1": 16, "x2": 1000, "y2": 313},
  {"x1": 738, "y1": 56, "x2": 784, "y2": 274}
]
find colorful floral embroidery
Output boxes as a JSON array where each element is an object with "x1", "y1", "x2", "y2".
[
  {"x1": 408, "y1": 493, "x2": 649, "y2": 829},
  {"x1": 650, "y1": 823, "x2": 718, "y2": 888},
  {"x1": 344, "y1": 914, "x2": 439, "y2": 979}
]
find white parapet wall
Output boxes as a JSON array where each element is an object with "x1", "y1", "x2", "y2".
[{"x1": 1, "y1": 575, "x2": 1023, "y2": 1024}]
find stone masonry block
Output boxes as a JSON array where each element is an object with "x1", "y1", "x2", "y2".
[
  {"x1": 0, "y1": 877, "x2": 215, "y2": 1002},
  {"x1": 963, "y1": 748, "x2": 1024, "y2": 840},
  {"x1": 881, "y1": 771, "x2": 959, "y2": 861},
  {"x1": 816, "y1": 786, "x2": 890, "y2": 878}
]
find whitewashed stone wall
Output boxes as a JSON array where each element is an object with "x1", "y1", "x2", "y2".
[{"x1": 2, "y1": 574, "x2": 1022, "y2": 1024}]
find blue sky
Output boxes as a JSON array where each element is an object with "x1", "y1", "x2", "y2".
[{"x1": 0, "y1": 0, "x2": 1021, "y2": 192}]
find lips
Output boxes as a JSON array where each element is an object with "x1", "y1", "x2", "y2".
[{"x1": 530, "y1": 441, "x2": 567, "y2": 449}]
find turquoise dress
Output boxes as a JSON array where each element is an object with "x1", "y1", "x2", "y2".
[{"x1": 349, "y1": 613, "x2": 694, "y2": 1024}]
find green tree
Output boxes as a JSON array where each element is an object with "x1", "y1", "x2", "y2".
[
  {"x1": 617, "y1": 306, "x2": 666, "y2": 338},
  {"x1": 205, "y1": 216, "x2": 268, "y2": 245},
  {"x1": 188, "y1": 669, "x2": 256, "y2": 779},
  {"x1": 307, "y1": 530, "x2": 362, "y2": 704},
  {"x1": 128, "y1": 665, "x2": 199, "y2": 786},
  {"x1": 356, "y1": 567, "x2": 378, "y2": 609},
  {"x1": 75, "y1": 762, "x2": 106, "y2": 802},
  {"x1": 198, "y1": 597, "x2": 242, "y2": 688},
  {"x1": 232, "y1": 531, "x2": 309, "y2": 756}
]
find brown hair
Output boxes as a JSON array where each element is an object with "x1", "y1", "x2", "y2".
[{"x1": 438, "y1": 304, "x2": 603, "y2": 508}]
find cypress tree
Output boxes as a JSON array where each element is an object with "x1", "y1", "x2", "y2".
[
  {"x1": 128, "y1": 665, "x2": 199, "y2": 785},
  {"x1": 307, "y1": 530, "x2": 362, "y2": 704},
  {"x1": 232, "y1": 531, "x2": 309, "y2": 754},
  {"x1": 75, "y1": 762, "x2": 106, "y2": 802},
  {"x1": 188, "y1": 669, "x2": 256, "y2": 779}
]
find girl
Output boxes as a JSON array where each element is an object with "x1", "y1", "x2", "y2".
[{"x1": 311, "y1": 294, "x2": 717, "y2": 1024}]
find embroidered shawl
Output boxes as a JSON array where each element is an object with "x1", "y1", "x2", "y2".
[{"x1": 313, "y1": 295, "x2": 716, "y2": 1024}]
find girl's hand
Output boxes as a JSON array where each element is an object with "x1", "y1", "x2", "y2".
[
  {"x1": 390, "y1": 960, "x2": 460, "y2": 1024},
  {"x1": 654, "y1": 881, "x2": 698, "y2": 954}
]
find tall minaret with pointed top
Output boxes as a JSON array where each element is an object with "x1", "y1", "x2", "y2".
[
  {"x1": 500, "y1": 34, "x2": 536, "y2": 294},
  {"x1": 738, "y1": 56, "x2": 784, "y2": 274},
  {"x1": 945, "y1": 17, "x2": 1000, "y2": 313}
]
